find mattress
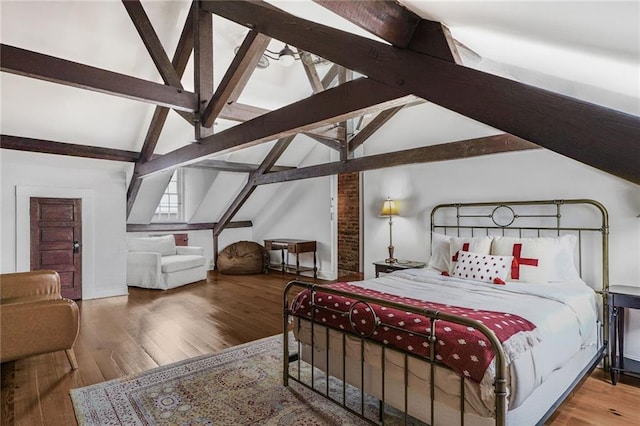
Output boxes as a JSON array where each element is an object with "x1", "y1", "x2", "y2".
[{"x1": 290, "y1": 268, "x2": 599, "y2": 422}]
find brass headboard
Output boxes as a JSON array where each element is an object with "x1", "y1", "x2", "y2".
[
  {"x1": 430, "y1": 199, "x2": 609, "y2": 291},
  {"x1": 430, "y1": 199, "x2": 610, "y2": 362}
]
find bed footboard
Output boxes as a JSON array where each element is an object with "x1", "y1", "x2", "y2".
[{"x1": 283, "y1": 280, "x2": 509, "y2": 426}]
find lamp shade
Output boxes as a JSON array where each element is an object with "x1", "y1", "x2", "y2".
[{"x1": 380, "y1": 198, "x2": 399, "y2": 216}]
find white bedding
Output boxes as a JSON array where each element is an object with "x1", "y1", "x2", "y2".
[
  {"x1": 293, "y1": 268, "x2": 598, "y2": 416},
  {"x1": 355, "y1": 268, "x2": 597, "y2": 408}
]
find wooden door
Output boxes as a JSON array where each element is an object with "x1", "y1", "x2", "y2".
[{"x1": 30, "y1": 197, "x2": 82, "y2": 300}]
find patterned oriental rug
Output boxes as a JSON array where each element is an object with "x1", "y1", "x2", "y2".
[{"x1": 71, "y1": 334, "x2": 421, "y2": 425}]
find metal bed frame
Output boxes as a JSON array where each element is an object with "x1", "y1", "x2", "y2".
[{"x1": 283, "y1": 199, "x2": 609, "y2": 425}]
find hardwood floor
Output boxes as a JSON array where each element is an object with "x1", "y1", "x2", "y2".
[{"x1": 1, "y1": 271, "x2": 639, "y2": 425}]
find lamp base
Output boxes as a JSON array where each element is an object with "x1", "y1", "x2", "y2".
[{"x1": 385, "y1": 244, "x2": 396, "y2": 264}]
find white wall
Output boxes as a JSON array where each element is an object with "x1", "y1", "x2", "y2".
[
  {"x1": 249, "y1": 177, "x2": 334, "y2": 280},
  {"x1": 127, "y1": 170, "x2": 173, "y2": 225},
  {"x1": 183, "y1": 168, "x2": 219, "y2": 222},
  {"x1": 361, "y1": 104, "x2": 640, "y2": 361},
  {"x1": 1, "y1": 150, "x2": 129, "y2": 299}
]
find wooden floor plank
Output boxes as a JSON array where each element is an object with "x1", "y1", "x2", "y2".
[
  {"x1": 35, "y1": 352, "x2": 75, "y2": 426},
  {"x1": 13, "y1": 356, "x2": 45, "y2": 426},
  {"x1": 1, "y1": 362, "x2": 16, "y2": 426},
  {"x1": 1, "y1": 271, "x2": 638, "y2": 425}
]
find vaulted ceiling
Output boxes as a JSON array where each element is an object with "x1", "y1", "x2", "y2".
[{"x1": 1, "y1": 1, "x2": 638, "y2": 231}]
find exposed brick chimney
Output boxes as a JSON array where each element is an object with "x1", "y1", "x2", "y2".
[{"x1": 337, "y1": 172, "x2": 360, "y2": 276}]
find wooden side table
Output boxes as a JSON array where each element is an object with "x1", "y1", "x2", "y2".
[
  {"x1": 609, "y1": 285, "x2": 640, "y2": 385},
  {"x1": 264, "y1": 239, "x2": 317, "y2": 279},
  {"x1": 373, "y1": 260, "x2": 426, "y2": 278}
]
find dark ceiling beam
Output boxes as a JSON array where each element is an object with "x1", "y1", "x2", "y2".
[
  {"x1": 300, "y1": 52, "x2": 324, "y2": 93},
  {"x1": 121, "y1": 0, "x2": 183, "y2": 88},
  {"x1": 194, "y1": 1, "x2": 214, "y2": 139},
  {"x1": 0, "y1": 135, "x2": 139, "y2": 162},
  {"x1": 137, "y1": 108, "x2": 171, "y2": 165},
  {"x1": 348, "y1": 105, "x2": 405, "y2": 153},
  {"x1": 201, "y1": 30, "x2": 271, "y2": 127},
  {"x1": 219, "y1": 102, "x2": 342, "y2": 141},
  {"x1": 169, "y1": 4, "x2": 198, "y2": 126},
  {"x1": 304, "y1": 126, "x2": 343, "y2": 141},
  {"x1": 187, "y1": 159, "x2": 294, "y2": 173},
  {"x1": 302, "y1": 55, "x2": 345, "y2": 151},
  {"x1": 321, "y1": 64, "x2": 340, "y2": 88},
  {"x1": 171, "y1": 6, "x2": 196, "y2": 84},
  {"x1": 137, "y1": 78, "x2": 416, "y2": 177},
  {"x1": 0, "y1": 136, "x2": 318, "y2": 175},
  {"x1": 212, "y1": 184, "x2": 257, "y2": 238},
  {"x1": 121, "y1": 0, "x2": 195, "y2": 129},
  {"x1": 306, "y1": 134, "x2": 341, "y2": 151},
  {"x1": 313, "y1": 0, "x2": 420, "y2": 48},
  {"x1": 407, "y1": 20, "x2": 461, "y2": 63},
  {"x1": 211, "y1": 56, "x2": 364, "y2": 237},
  {"x1": 348, "y1": 99, "x2": 424, "y2": 153},
  {"x1": 219, "y1": 101, "x2": 269, "y2": 122},
  {"x1": 127, "y1": 7, "x2": 195, "y2": 218},
  {"x1": 204, "y1": 1, "x2": 640, "y2": 185},
  {"x1": 134, "y1": 6, "x2": 194, "y2": 163},
  {"x1": 338, "y1": 67, "x2": 353, "y2": 160},
  {"x1": 316, "y1": 1, "x2": 459, "y2": 63},
  {"x1": 0, "y1": 44, "x2": 198, "y2": 112},
  {"x1": 213, "y1": 135, "x2": 296, "y2": 237},
  {"x1": 127, "y1": 220, "x2": 252, "y2": 233},
  {"x1": 255, "y1": 134, "x2": 539, "y2": 185},
  {"x1": 255, "y1": 136, "x2": 298, "y2": 175}
]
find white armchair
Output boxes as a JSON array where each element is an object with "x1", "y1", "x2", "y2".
[{"x1": 126, "y1": 235, "x2": 208, "y2": 290}]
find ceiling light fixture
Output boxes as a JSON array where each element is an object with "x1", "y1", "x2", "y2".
[
  {"x1": 233, "y1": 46, "x2": 270, "y2": 69},
  {"x1": 234, "y1": 43, "x2": 329, "y2": 69},
  {"x1": 276, "y1": 44, "x2": 296, "y2": 66},
  {"x1": 264, "y1": 44, "x2": 299, "y2": 67}
]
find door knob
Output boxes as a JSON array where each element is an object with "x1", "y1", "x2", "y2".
[{"x1": 73, "y1": 241, "x2": 80, "y2": 253}]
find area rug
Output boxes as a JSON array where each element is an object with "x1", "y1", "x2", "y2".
[{"x1": 71, "y1": 333, "x2": 422, "y2": 425}]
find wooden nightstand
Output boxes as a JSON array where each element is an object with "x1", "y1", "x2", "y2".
[
  {"x1": 609, "y1": 285, "x2": 640, "y2": 385},
  {"x1": 373, "y1": 260, "x2": 426, "y2": 278}
]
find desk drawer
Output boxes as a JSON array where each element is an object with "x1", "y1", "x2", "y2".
[{"x1": 288, "y1": 241, "x2": 316, "y2": 253}]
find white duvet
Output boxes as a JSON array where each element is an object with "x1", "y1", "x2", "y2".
[{"x1": 350, "y1": 268, "x2": 598, "y2": 409}]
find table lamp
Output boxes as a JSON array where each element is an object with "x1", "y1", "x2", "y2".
[{"x1": 380, "y1": 197, "x2": 399, "y2": 263}]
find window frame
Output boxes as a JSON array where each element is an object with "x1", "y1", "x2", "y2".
[{"x1": 152, "y1": 169, "x2": 184, "y2": 223}]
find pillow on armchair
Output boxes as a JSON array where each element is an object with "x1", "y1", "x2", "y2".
[{"x1": 127, "y1": 234, "x2": 176, "y2": 255}]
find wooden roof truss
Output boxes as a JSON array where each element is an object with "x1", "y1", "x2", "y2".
[{"x1": 1, "y1": 0, "x2": 637, "y2": 238}]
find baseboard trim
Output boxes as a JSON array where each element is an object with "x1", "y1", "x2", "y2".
[{"x1": 89, "y1": 286, "x2": 128, "y2": 300}]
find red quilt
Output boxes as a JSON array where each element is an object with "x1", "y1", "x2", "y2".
[{"x1": 290, "y1": 282, "x2": 537, "y2": 383}]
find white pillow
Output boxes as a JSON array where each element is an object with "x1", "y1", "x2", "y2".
[
  {"x1": 427, "y1": 232, "x2": 451, "y2": 272},
  {"x1": 127, "y1": 235, "x2": 176, "y2": 256},
  {"x1": 452, "y1": 251, "x2": 513, "y2": 284},
  {"x1": 491, "y1": 235, "x2": 579, "y2": 283},
  {"x1": 449, "y1": 236, "x2": 493, "y2": 274}
]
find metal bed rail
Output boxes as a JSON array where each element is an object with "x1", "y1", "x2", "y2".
[
  {"x1": 430, "y1": 199, "x2": 609, "y2": 368},
  {"x1": 283, "y1": 280, "x2": 509, "y2": 426},
  {"x1": 281, "y1": 199, "x2": 609, "y2": 425}
]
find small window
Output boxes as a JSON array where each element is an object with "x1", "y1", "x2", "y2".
[{"x1": 153, "y1": 170, "x2": 183, "y2": 222}]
